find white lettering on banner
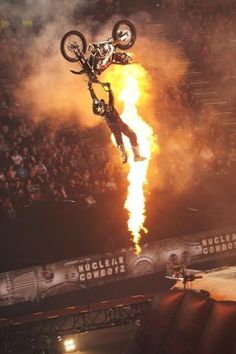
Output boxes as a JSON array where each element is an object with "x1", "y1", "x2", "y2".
[
  {"x1": 100, "y1": 269, "x2": 106, "y2": 277},
  {"x1": 202, "y1": 239, "x2": 208, "y2": 247},
  {"x1": 214, "y1": 237, "x2": 219, "y2": 244},
  {"x1": 120, "y1": 265, "x2": 126, "y2": 273},
  {"x1": 99, "y1": 261, "x2": 104, "y2": 268},
  {"x1": 209, "y1": 246, "x2": 214, "y2": 254},
  {"x1": 80, "y1": 274, "x2": 85, "y2": 281},
  {"x1": 222, "y1": 244, "x2": 227, "y2": 251},
  {"x1": 85, "y1": 264, "x2": 90, "y2": 272},
  {"x1": 107, "y1": 268, "x2": 113, "y2": 275},
  {"x1": 201, "y1": 233, "x2": 236, "y2": 255},
  {"x1": 93, "y1": 270, "x2": 99, "y2": 279},
  {"x1": 111, "y1": 258, "x2": 118, "y2": 266},
  {"x1": 119, "y1": 256, "x2": 125, "y2": 264},
  {"x1": 92, "y1": 262, "x2": 98, "y2": 270},
  {"x1": 77, "y1": 256, "x2": 127, "y2": 283},
  {"x1": 78, "y1": 265, "x2": 84, "y2": 273}
]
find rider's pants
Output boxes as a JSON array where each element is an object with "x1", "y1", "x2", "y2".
[{"x1": 107, "y1": 118, "x2": 138, "y2": 147}]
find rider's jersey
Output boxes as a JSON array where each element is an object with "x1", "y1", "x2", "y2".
[
  {"x1": 89, "y1": 86, "x2": 121, "y2": 125},
  {"x1": 101, "y1": 105, "x2": 121, "y2": 125}
]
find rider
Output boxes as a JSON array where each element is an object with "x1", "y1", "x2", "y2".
[
  {"x1": 69, "y1": 36, "x2": 132, "y2": 81},
  {"x1": 88, "y1": 81, "x2": 145, "y2": 163},
  {"x1": 88, "y1": 41, "x2": 113, "y2": 74}
]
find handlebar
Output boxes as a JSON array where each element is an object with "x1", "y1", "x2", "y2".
[{"x1": 101, "y1": 82, "x2": 111, "y2": 92}]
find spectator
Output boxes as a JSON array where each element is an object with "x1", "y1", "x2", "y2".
[
  {"x1": 0, "y1": 169, "x2": 6, "y2": 182},
  {"x1": 106, "y1": 177, "x2": 117, "y2": 192},
  {"x1": 66, "y1": 179, "x2": 80, "y2": 200},
  {"x1": 0, "y1": 2, "x2": 235, "y2": 217},
  {"x1": 16, "y1": 161, "x2": 28, "y2": 179},
  {"x1": 35, "y1": 159, "x2": 47, "y2": 176},
  {"x1": 11, "y1": 150, "x2": 23, "y2": 166},
  {"x1": 6, "y1": 165, "x2": 16, "y2": 180},
  {"x1": 1, "y1": 197, "x2": 16, "y2": 218}
]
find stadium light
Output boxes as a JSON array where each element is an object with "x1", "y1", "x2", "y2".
[{"x1": 64, "y1": 338, "x2": 76, "y2": 352}]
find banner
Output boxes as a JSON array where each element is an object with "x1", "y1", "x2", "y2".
[{"x1": 0, "y1": 226, "x2": 236, "y2": 307}]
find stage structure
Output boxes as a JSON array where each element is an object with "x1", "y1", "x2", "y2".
[
  {"x1": 0, "y1": 226, "x2": 236, "y2": 308},
  {"x1": 0, "y1": 296, "x2": 151, "y2": 352}
]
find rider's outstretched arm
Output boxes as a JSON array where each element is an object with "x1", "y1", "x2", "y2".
[
  {"x1": 107, "y1": 84, "x2": 114, "y2": 107},
  {"x1": 88, "y1": 82, "x2": 98, "y2": 101}
]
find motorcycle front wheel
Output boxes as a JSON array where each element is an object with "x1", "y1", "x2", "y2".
[
  {"x1": 60, "y1": 30, "x2": 87, "y2": 62},
  {"x1": 112, "y1": 20, "x2": 136, "y2": 50}
]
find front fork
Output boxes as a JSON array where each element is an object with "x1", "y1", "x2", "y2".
[{"x1": 70, "y1": 47, "x2": 99, "y2": 83}]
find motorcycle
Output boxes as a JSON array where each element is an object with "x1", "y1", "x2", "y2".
[{"x1": 60, "y1": 19, "x2": 136, "y2": 83}]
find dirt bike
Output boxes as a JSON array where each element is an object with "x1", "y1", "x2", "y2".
[{"x1": 60, "y1": 19, "x2": 136, "y2": 83}]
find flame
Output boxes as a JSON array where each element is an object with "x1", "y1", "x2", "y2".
[{"x1": 104, "y1": 64, "x2": 157, "y2": 253}]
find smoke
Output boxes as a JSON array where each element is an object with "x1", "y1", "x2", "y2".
[
  {"x1": 14, "y1": 22, "x2": 98, "y2": 129},
  {"x1": 4, "y1": 0, "x2": 100, "y2": 129},
  {"x1": 2, "y1": 2, "x2": 224, "y2": 196},
  {"x1": 0, "y1": 0, "x2": 97, "y2": 22},
  {"x1": 12, "y1": 6, "x2": 188, "y2": 132},
  {"x1": 208, "y1": 21, "x2": 236, "y2": 105}
]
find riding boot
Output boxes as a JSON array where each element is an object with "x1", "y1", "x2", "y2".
[
  {"x1": 132, "y1": 145, "x2": 146, "y2": 162},
  {"x1": 118, "y1": 145, "x2": 128, "y2": 163}
]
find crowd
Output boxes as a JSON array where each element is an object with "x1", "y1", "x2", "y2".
[
  {"x1": 158, "y1": 0, "x2": 236, "y2": 187},
  {"x1": 0, "y1": 0, "x2": 236, "y2": 218},
  {"x1": 163, "y1": 0, "x2": 236, "y2": 82},
  {"x1": 156, "y1": 80, "x2": 236, "y2": 191},
  {"x1": 0, "y1": 101, "x2": 119, "y2": 218},
  {"x1": 1, "y1": 0, "x2": 235, "y2": 80},
  {"x1": 0, "y1": 0, "x2": 159, "y2": 82}
]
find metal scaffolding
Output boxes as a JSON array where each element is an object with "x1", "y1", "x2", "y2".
[{"x1": 0, "y1": 299, "x2": 151, "y2": 353}]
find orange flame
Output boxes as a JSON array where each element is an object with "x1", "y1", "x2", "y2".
[{"x1": 104, "y1": 64, "x2": 157, "y2": 253}]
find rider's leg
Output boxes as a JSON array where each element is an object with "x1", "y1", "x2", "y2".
[
  {"x1": 131, "y1": 145, "x2": 146, "y2": 162},
  {"x1": 88, "y1": 54, "x2": 102, "y2": 75},
  {"x1": 108, "y1": 123, "x2": 128, "y2": 163},
  {"x1": 88, "y1": 54, "x2": 95, "y2": 71},
  {"x1": 117, "y1": 144, "x2": 128, "y2": 163},
  {"x1": 118, "y1": 120, "x2": 146, "y2": 161}
]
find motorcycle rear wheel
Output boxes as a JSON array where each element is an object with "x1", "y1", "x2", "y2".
[
  {"x1": 112, "y1": 20, "x2": 136, "y2": 50},
  {"x1": 60, "y1": 30, "x2": 87, "y2": 62}
]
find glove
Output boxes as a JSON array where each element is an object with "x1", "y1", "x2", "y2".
[{"x1": 103, "y1": 82, "x2": 111, "y2": 89}]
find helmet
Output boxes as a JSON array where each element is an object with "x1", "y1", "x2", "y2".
[{"x1": 93, "y1": 99, "x2": 106, "y2": 115}]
